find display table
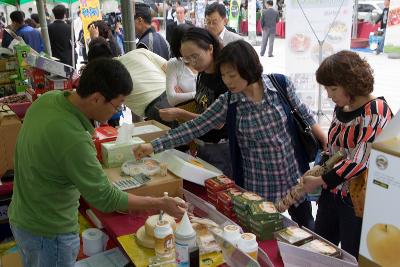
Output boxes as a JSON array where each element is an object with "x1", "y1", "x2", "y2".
[{"x1": 82, "y1": 172, "x2": 285, "y2": 266}]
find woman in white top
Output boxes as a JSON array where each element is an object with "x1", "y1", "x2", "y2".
[{"x1": 166, "y1": 24, "x2": 198, "y2": 106}]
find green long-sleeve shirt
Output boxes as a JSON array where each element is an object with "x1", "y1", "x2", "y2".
[{"x1": 8, "y1": 90, "x2": 128, "y2": 237}]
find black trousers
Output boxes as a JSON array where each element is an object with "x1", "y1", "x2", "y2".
[
  {"x1": 314, "y1": 189, "x2": 363, "y2": 259},
  {"x1": 288, "y1": 199, "x2": 315, "y2": 231}
]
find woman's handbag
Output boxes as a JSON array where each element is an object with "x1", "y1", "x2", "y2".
[
  {"x1": 349, "y1": 169, "x2": 368, "y2": 218},
  {"x1": 268, "y1": 74, "x2": 322, "y2": 168}
]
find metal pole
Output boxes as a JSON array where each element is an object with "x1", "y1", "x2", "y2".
[
  {"x1": 352, "y1": 0, "x2": 358, "y2": 39},
  {"x1": 121, "y1": 0, "x2": 136, "y2": 52},
  {"x1": 36, "y1": 0, "x2": 52, "y2": 56},
  {"x1": 69, "y1": 0, "x2": 75, "y2": 67},
  {"x1": 248, "y1": 0, "x2": 257, "y2": 45},
  {"x1": 317, "y1": 43, "x2": 323, "y2": 123}
]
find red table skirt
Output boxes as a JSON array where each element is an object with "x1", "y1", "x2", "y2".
[{"x1": 83, "y1": 181, "x2": 284, "y2": 266}]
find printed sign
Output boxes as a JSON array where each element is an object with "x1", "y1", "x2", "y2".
[{"x1": 79, "y1": 0, "x2": 102, "y2": 46}]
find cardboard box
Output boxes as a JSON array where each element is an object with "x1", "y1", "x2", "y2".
[
  {"x1": 14, "y1": 44, "x2": 31, "y2": 68},
  {"x1": 359, "y1": 111, "x2": 400, "y2": 267},
  {"x1": 0, "y1": 58, "x2": 17, "y2": 72},
  {"x1": 101, "y1": 137, "x2": 145, "y2": 168},
  {"x1": 0, "y1": 105, "x2": 22, "y2": 176},
  {"x1": 104, "y1": 167, "x2": 183, "y2": 198},
  {"x1": 28, "y1": 68, "x2": 46, "y2": 90},
  {"x1": 25, "y1": 52, "x2": 74, "y2": 78},
  {"x1": 0, "y1": 83, "x2": 16, "y2": 98},
  {"x1": 1, "y1": 252, "x2": 23, "y2": 267},
  {"x1": 45, "y1": 75, "x2": 72, "y2": 90},
  {"x1": 0, "y1": 71, "x2": 16, "y2": 85},
  {"x1": 132, "y1": 120, "x2": 170, "y2": 142}
]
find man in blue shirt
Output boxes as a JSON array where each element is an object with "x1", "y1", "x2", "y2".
[{"x1": 1, "y1": 11, "x2": 44, "y2": 53}]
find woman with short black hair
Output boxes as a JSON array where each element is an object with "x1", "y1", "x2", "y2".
[{"x1": 136, "y1": 40, "x2": 327, "y2": 229}]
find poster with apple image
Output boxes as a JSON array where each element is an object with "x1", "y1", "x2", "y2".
[
  {"x1": 359, "y1": 149, "x2": 400, "y2": 267},
  {"x1": 289, "y1": 34, "x2": 312, "y2": 54}
]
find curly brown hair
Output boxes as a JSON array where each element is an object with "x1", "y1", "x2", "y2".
[{"x1": 316, "y1": 50, "x2": 374, "y2": 101}]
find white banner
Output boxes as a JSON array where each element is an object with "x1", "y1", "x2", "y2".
[
  {"x1": 285, "y1": 0, "x2": 353, "y2": 128},
  {"x1": 384, "y1": 0, "x2": 400, "y2": 54}
]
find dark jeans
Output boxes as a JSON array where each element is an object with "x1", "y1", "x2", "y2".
[
  {"x1": 197, "y1": 142, "x2": 232, "y2": 178},
  {"x1": 314, "y1": 189, "x2": 363, "y2": 259},
  {"x1": 144, "y1": 92, "x2": 177, "y2": 128},
  {"x1": 288, "y1": 199, "x2": 315, "y2": 231}
]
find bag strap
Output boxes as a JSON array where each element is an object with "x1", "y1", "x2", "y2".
[
  {"x1": 226, "y1": 92, "x2": 244, "y2": 187},
  {"x1": 4, "y1": 28, "x2": 19, "y2": 40}
]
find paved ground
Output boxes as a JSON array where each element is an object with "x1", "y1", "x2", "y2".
[{"x1": 254, "y1": 37, "x2": 400, "y2": 113}]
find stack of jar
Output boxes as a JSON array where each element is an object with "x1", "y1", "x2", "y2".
[
  {"x1": 216, "y1": 187, "x2": 243, "y2": 219},
  {"x1": 248, "y1": 201, "x2": 284, "y2": 241},
  {"x1": 204, "y1": 175, "x2": 235, "y2": 206},
  {"x1": 232, "y1": 192, "x2": 263, "y2": 230}
]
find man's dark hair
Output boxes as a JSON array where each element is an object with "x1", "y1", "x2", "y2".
[
  {"x1": 10, "y1": 11, "x2": 25, "y2": 24},
  {"x1": 170, "y1": 23, "x2": 193, "y2": 58},
  {"x1": 176, "y1": 0, "x2": 181, "y2": 6},
  {"x1": 134, "y1": 3, "x2": 152, "y2": 24},
  {"x1": 30, "y1": 13, "x2": 39, "y2": 24},
  {"x1": 205, "y1": 2, "x2": 227, "y2": 18},
  {"x1": 52, "y1": 5, "x2": 67, "y2": 20},
  {"x1": 78, "y1": 58, "x2": 133, "y2": 101},
  {"x1": 266, "y1": 0, "x2": 273, "y2": 6},
  {"x1": 88, "y1": 37, "x2": 113, "y2": 62},
  {"x1": 216, "y1": 40, "x2": 263, "y2": 85}
]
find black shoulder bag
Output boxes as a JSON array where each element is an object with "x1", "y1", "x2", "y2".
[{"x1": 268, "y1": 74, "x2": 321, "y2": 173}]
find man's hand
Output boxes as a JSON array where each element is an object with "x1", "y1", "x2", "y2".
[
  {"x1": 89, "y1": 24, "x2": 99, "y2": 39},
  {"x1": 301, "y1": 175, "x2": 326, "y2": 193},
  {"x1": 162, "y1": 196, "x2": 187, "y2": 219},
  {"x1": 133, "y1": 144, "x2": 154, "y2": 160},
  {"x1": 159, "y1": 108, "x2": 182, "y2": 122}
]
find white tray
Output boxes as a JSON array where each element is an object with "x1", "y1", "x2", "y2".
[{"x1": 153, "y1": 149, "x2": 222, "y2": 185}]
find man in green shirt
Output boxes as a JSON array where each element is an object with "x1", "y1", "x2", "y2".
[{"x1": 8, "y1": 58, "x2": 186, "y2": 267}]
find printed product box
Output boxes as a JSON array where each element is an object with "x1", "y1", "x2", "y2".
[
  {"x1": 0, "y1": 105, "x2": 21, "y2": 176},
  {"x1": 359, "y1": 111, "x2": 400, "y2": 267},
  {"x1": 101, "y1": 137, "x2": 145, "y2": 168},
  {"x1": 94, "y1": 126, "x2": 118, "y2": 162},
  {"x1": 45, "y1": 75, "x2": 72, "y2": 90},
  {"x1": 0, "y1": 57, "x2": 17, "y2": 72}
]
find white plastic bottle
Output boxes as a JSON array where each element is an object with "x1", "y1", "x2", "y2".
[{"x1": 175, "y1": 212, "x2": 197, "y2": 267}]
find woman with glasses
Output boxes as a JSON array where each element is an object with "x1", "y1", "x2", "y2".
[
  {"x1": 136, "y1": 40, "x2": 327, "y2": 229},
  {"x1": 165, "y1": 24, "x2": 197, "y2": 107},
  {"x1": 301, "y1": 51, "x2": 393, "y2": 258},
  {"x1": 158, "y1": 27, "x2": 231, "y2": 177}
]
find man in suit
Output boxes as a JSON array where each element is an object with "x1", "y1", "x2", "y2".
[
  {"x1": 166, "y1": 6, "x2": 191, "y2": 48},
  {"x1": 204, "y1": 2, "x2": 242, "y2": 46},
  {"x1": 48, "y1": 5, "x2": 74, "y2": 67},
  {"x1": 260, "y1": 0, "x2": 279, "y2": 57}
]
